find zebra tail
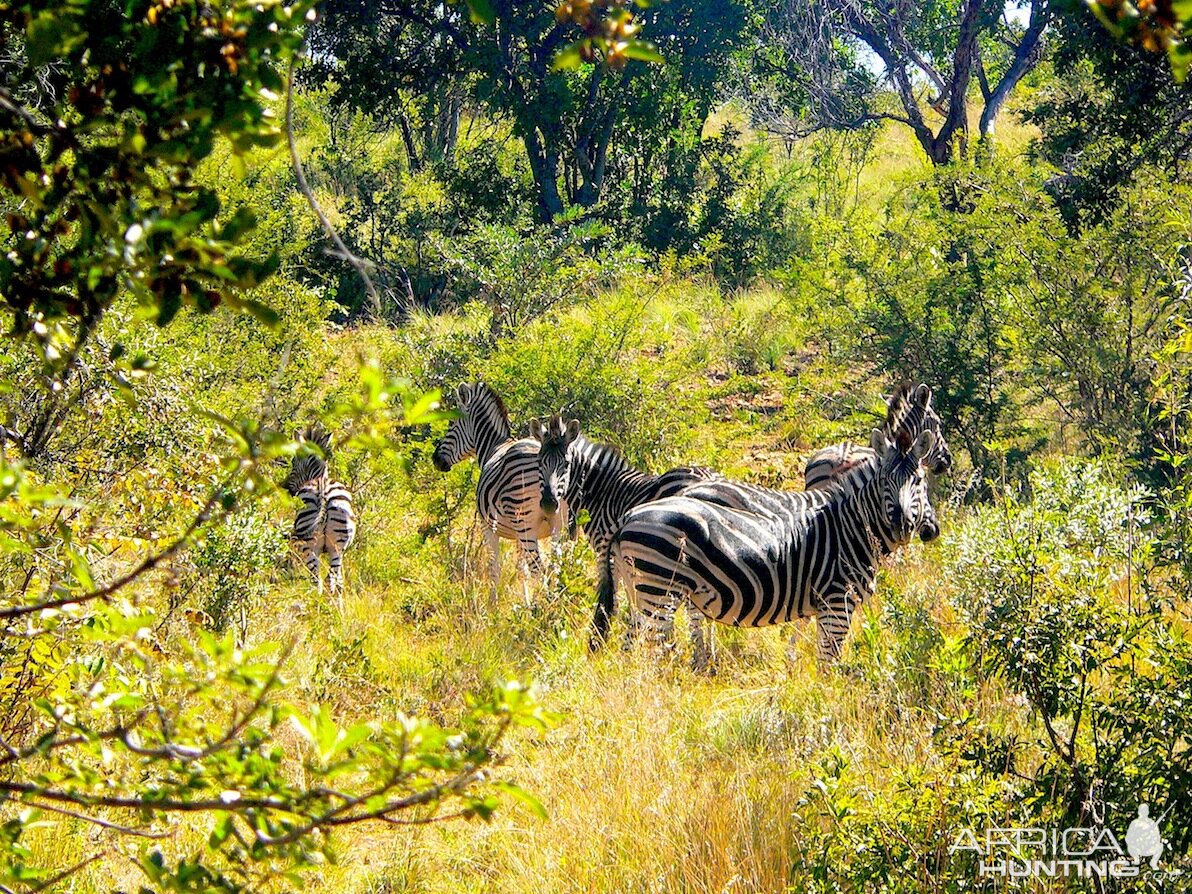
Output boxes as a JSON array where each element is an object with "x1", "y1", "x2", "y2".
[{"x1": 589, "y1": 551, "x2": 616, "y2": 652}]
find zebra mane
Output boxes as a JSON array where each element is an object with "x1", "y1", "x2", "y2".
[
  {"x1": 885, "y1": 381, "x2": 917, "y2": 427},
  {"x1": 472, "y1": 383, "x2": 510, "y2": 424},
  {"x1": 284, "y1": 426, "x2": 332, "y2": 494}
]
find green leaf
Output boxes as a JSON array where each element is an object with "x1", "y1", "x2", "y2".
[
  {"x1": 621, "y1": 40, "x2": 663, "y2": 63},
  {"x1": 464, "y1": 0, "x2": 495, "y2": 24},
  {"x1": 156, "y1": 289, "x2": 182, "y2": 327},
  {"x1": 492, "y1": 782, "x2": 548, "y2": 819},
  {"x1": 552, "y1": 44, "x2": 585, "y2": 71},
  {"x1": 403, "y1": 389, "x2": 443, "y2": 425},
  {"x1": 241, "y1": 299, "x2": 280, "y2": 328},
  {"x1": 1169, "y1": 39, "x2": 1192, "y2": 82}
]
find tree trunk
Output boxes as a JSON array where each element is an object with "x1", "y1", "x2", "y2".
[
  {"x1": 979, "y1": 0, "x2": 1050, "y2": 150},
  {"x1": 525, "y1": 129, "x2": 564, "y2": 222},
  {"x1": 397, "y1": 113, "x2": 422, "y2": 172}
]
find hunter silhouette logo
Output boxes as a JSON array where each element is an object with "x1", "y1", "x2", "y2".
[
  {"x1": 1126, "y1": 804, "x2": 1164, "y2": 870},
  {"x1": 950, "y1": 803, "x2": 1178, "y2": 880}
]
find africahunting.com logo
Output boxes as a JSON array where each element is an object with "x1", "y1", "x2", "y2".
[{"x1": 949, "y1": 804, "x2": 1181, "y2": 880}]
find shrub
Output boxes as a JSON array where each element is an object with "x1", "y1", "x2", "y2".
[
  {"x1": 478, "y1": 291, "x2": 705, "y2": 467},
  {"x1": 189, "y1": 508, "x2": 287, "y2": 638}
]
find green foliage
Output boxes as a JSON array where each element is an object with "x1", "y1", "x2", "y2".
[
  {"x1": 788, "y1": 747, "x2": 1001, "y2": 894},
  {"x1": 843, "y1": 165, "x2": 1189, "y2": 483},
  {"x1": 1087, "y1": 0, "x2": 1192, "y2": 79},
  {"x1": 846, "y1": 169, "x2": 1035, "y2": 480},
  {"x1": 438, "y1": 217, "x2": 643, "y2": 336},
  {"x1": 1030, "y1": 6, "x2": 1192, "y2": 224},
  {"x1": 190, "y1": 509, "x2": 286, "y2": 636},
  {"x1": 0, "y1": 366, "x2": 549, "y2": 891},
  {"x1": 478, "y1": 289, "x2": 704, "y2": 466},
  {"x1": 941, "y1": 457, "x2": 1192, "y2": 850},
  {"x1": 0, "y1": 0, "x2": 310, "y2": 343},
  {"x1": 309, "y1": 0, "x2": 744, "y2": 223}
]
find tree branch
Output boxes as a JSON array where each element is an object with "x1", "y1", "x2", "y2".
[
  {"x1": 0, "y1": 485, "x2": 230, "y2": 622},
  {"x1": 285, "y1": 57, "x2": 386, "y2": 318}
]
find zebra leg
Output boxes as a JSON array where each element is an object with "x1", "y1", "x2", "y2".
[
  {"x1": 632, "y1": 594, "x2": 679, "y2": 655},
  {"x1": 686, "y1": 600, "x2": 715, "y2": 674},
  {"x1": 589, "y1": 536, "x2": 617, "y2": 651},
  {"x1": 590, "y1": 563, "x2": 616, "y2": 651},
  {"x1": 784, "y1": 628, "x2": 804, "y2": 666},
  {"x1": 814, "y1": 594, "x2": 856, "y2": 669},
  {"x1": 298, "y1": 543, "x2": 322, "y2": 596},
  {"x1": 517, "y1": 539, "x2": 544, "y2": 607},
  {"x1": 327, "y1": 545, "x2": 346, "y2": 611},
  {"x1": 484, "y1": 528, "x2": 501, "y2": 606}
]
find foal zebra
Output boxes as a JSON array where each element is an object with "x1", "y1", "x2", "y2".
[
  {"x1": 531, "y1": 415, "x2": 718, "y2": 648},
  {"x1": 432, "y1": 383, "x2": 564, "y2": 603},
  {"x1": 803, "y1": 382, "x2": 952, "y2": 491},
  {"x1": 611, "y1": 428, "x2": 938, "y2": 670},
  {"x1": 284, "y1": 427, "x2": 356, "y2": 597}
]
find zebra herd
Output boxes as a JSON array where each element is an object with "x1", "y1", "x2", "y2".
[
  {"x1": 431, "y1": 380, "x2": 951, "y2": 669},
  {"x1": 282, "y1": 381, "x2": 950, "y2": 668}
]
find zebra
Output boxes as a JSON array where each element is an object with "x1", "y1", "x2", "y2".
[
  {"x1": 283, "y1": 426, "x2": 356, "y2": 598},
  {"x1": 531, "y1": 415, "x2": 719, "y2": 648},
  {"x1": 572, "y1": 383, "x2": 951, "y2": 655},
  {"x1": 432, "y1": 383, "x2": 565, "y2": 604},
  {"x1": 803, "y1": 382, "x2": 952, "y2": 492},
  {"x1": 610, "y1": 428, "x2": 938, "y2": 671}
]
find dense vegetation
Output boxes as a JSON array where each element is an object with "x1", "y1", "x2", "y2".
[{"x1": 1, "y1": 0, "x2": 1190, "y2": 891}]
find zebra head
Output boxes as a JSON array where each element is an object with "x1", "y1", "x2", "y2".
[
  {"x1": 886, "y1": 383, "x2": 952, "y2": 475},
  {"x1": 283, "y1": 426, "x2": 331, "y2": 495},
  {"x1": 870, "y1": 426, "x2": 938, "y2": 545},
  {"x1": 530, "y1": 414, "x2": 580, "y2": 515},
  {"x1": 432, "y1": 382, "x2": 511, "y2": 471}
]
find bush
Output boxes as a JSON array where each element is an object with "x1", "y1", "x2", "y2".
[
  {"x1": 478, "y1": 290, "x2": 706, "y2": 467},
  {"x1": 189, "y1": 508, "x2": 287, "y2": 638},
  {"x1": 941, "y1": 457, "x2": 1192, "y2": 856}
]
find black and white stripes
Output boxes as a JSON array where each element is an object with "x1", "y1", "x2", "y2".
[
  {"x1": 433, "y1": 383, "x2": 564, "y2": 603},
  {"x1": 531, "y1": 415, "x2": 717, "y2": 647},
  {"x1": 284, "y1": 427, "x2": 356, "y2": 597},
  {"x1": 424, "y1": 379, "x2": 951, "y2": 670},
  {"x1": 611, "y1": 429, "x2": 938, "y2": 669}
]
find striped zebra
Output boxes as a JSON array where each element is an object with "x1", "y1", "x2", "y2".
[
  {"x1": 531, "y1": 415, "x2": 719, "y2": 648},
  {"x1": 803, "y1": 382, "x2": 952, "y2": 491},
  {"x1": 432, "y1": 383, "x2": 564, "y2": 604},
  {"x1": 611, "y1": 428, "x2": 939, "y2": 670},
  {"x1": 283, "y1": 426, "x2": 356, "y2": 598}
]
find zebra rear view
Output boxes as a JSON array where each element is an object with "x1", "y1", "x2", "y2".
[{"x1": 284, "y1": 426, "x2": 357, "y2": 599}]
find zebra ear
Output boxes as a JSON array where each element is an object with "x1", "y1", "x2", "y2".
[
  {"x1": 870, "y1": 428, "x2": 888, "y2": 457},
  {"x1": 565, "y1": 419, "x2": 581, "y2": 443},
  {"x1": 529, "y1": 418, "x2": 545, "y2": 441},
  {"x1": 913, "y1": 429, "x2": 936, "y2": 460},
  {"x1": 914, "y1": 383, "x2": 932, "y2": 407},
  {"x1": 457, "y1": 383, "x2": 473, "y2": 407}
]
